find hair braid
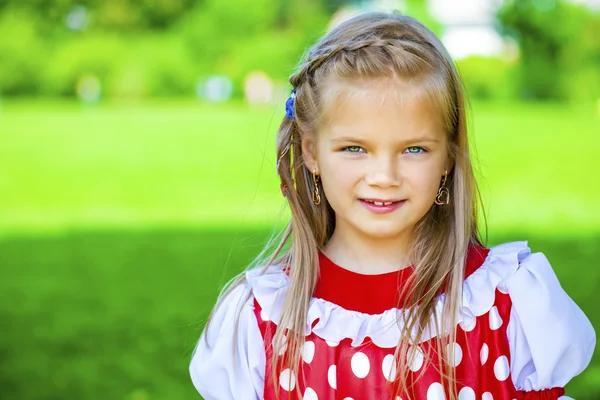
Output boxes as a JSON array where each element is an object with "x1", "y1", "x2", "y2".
[{"x1": 291, "y1": 33, "x2": 439, "y2": 89}]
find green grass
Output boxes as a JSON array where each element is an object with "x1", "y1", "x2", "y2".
[
  {"x1": 0, "y1": 227, "x2": 268, "y2": 400},
  {"x1": 0, "y1": 228, "x2": 598, "y2": 399},
  {"x1": 0, "y1": 100, "x2": 599, "y2": 399},
  {"x1": 0, "y1": 99, "x2": 599, "y2": 236}
]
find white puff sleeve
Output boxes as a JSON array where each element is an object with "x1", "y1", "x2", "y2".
[
  {"x1": 501, "y1": 250, "x2": 596, "y2": 393},
  {"x1": 189, "y1": 283, "x2": 266, "y2": 400}
]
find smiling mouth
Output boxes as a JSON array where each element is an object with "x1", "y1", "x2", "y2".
[{"x1": 360, "y1": 199, "x2": 404, "y2": 206}]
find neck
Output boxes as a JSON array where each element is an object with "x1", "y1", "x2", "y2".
[{"x1": 322, "y1": 227, "x2": 413, "y2": 275}]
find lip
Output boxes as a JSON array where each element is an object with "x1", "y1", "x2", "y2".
[{"x1": 359, "y1": 199, "x2": 406, "y2": 214}]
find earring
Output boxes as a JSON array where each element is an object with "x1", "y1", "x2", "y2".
[
  {"x1": 435, "y1": 169, "x2": 450, "y2": 206},
  {"x1": 312, "y1": 170, "x2": 321, "y2": 206}
]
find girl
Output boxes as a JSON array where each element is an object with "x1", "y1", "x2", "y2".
[{"x1": 190, "y1": 11, "x2": 596, "y2": 400}]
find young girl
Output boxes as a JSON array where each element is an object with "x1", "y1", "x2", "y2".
[{"x1": 190, "y1": 11, "x2": 595, "y2": 400}]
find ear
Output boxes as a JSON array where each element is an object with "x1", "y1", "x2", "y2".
[{"x1": 301, "y1": 135, "x2": 319, "y2": 173}]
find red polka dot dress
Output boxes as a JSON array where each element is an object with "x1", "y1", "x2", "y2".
[{"x1": 190, "y1": 242, "x2": 596, "y2": 400}]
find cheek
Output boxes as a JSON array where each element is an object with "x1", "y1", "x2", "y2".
[
  {"x1": 406, "y1": 167, "x2": 443, "y2": 197},
  {"x1": 407, "y1": 151, "x2": 448, "y2": 192},
  {"x1": 320, "y1": 161, "x2": 360, "y2": 198},
  {"x1": 337, "y1": 167, "x2": 360, "y2": 185}
]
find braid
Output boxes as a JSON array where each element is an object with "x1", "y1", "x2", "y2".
[
  {"x1": 311, "y1": 38, "x2": 399, "y2": 70},
  {"x1": 291, "y1": 39, "x2": 383, "y2": 86},
  {"x1": 290, "y1": 37, "x2": 433, "y2": 88}
]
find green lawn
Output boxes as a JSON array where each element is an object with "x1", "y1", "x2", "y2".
[
  {"x1": 1, "y1": 229, "x2": 598, "y2": 399},
  {"x1": 0, "y1": 100, "x2": 598, "y2": 399},
  {"x1": 0, "y1": 99, "x2": 598, "y2": 236}
]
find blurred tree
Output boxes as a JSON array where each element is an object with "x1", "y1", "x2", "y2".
[
  {"x1": 320, "y1": 0, "x2": 353, "y2": 14},
  {"x1": 405, "y1": 0, "x2": 441, "y2": 35},
  {"x1": 456, "y1": 56, "x2": 517, "y2": 101},
  {"x1": 318, "y1": 0, "x2": 441, "y2": 35},
  {"x1": 0, "y1": 0, "x2": 197, "y2": 31},
  {"x1": 0, "y1": 0, "x2": 459, "y2": 98},
  {"x1": 0, "y1": 8, "x2": 46, "y2": 95},
  {"x1": 497, "y1": 0, "x2": 600, "y2": 101},
  {"x1": 93, "y1": 0, "x2": 198, "y2": 30},
  {"x1": 178, "y1": 0, "x2": 329, "y2": 96}
]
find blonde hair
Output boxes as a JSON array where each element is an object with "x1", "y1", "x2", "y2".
[{"x1": 204, "y1": 11, "x2": 486, "y2": 400}]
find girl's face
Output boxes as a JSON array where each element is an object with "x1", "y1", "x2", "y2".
[{"x1": 302, "y1": 79, "x2": 451, "y2": 244}]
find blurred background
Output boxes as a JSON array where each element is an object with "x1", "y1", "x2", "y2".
[{"x1": 0, "y1": 0, "x2": 599, "y2": 398}]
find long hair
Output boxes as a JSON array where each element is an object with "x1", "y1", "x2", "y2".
[{"x1": 204, "y1": 11, "x2": 486, "y2": 400}]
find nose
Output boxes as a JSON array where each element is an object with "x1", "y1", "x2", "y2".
[{"x1": 364, "y1": 154, "x2": 400, "y2": 188}]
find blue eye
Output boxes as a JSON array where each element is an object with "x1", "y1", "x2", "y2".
[
  {"x1": 342, "y1": 146, "x2": 365, "y2": 153},
  {"x1": 405, "y1": 146, "x2": 426, "y2": 155}
]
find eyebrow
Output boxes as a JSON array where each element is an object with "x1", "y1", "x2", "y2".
[{"x1": 330, "y1": 136, "x2": 441, "y2": 145}]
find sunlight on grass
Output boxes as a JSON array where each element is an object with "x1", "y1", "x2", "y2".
[{"x1": 0, "y1": 99, "x2": 598, "y2": 237}]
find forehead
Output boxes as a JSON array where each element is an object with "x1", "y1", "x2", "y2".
[{"x1": 318, "y1": 78, "x2": 445, "y2": 142}]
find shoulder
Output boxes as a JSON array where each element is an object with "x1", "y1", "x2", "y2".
[
  {"x1": 501, "y1": 243, "x2": 595, "y2": 390},
  {"x1": 463, "y1": 240, "x2": 588, "y2": 320},
  {"x1": 463, "y1": 240, "x2": 596, "y2": 391},
  {"x1": 465, "y1": 240, "x2": 584, "y2": 304},
  {"x1": 189, "y1": 276, "x2": 267, "y2": 400},
  {"x1": 205, "y1": 280, "x2": 256, "y2": 334}
]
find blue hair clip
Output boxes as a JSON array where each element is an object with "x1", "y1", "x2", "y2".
[{"x1": 285, "y1": 89, "x2": 296, "y2": 119}]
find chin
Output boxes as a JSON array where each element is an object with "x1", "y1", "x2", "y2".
[{"x1": 360, "y1": 225, "x2": 410, "y2": 239}]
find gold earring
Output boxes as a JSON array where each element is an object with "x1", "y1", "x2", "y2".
[
  {"x1": 312, "y1": 170, "x2": 321, "y2": 206},
  {"x1": 435, "y1": 169, "x2": 450, "y2": 206}
]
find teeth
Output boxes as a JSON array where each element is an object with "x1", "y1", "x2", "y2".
[{"x1": 366, "y1": 200, "x2": 394, "y2": 206}]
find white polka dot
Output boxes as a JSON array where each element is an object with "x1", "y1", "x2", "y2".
[
  {"x1": 489, "y1": 306, "x2": 503, "y2": 330},
  {"x1": 275, "y1": 335, "x2": 288, "y2": 356},
  {"x1": 302, "y1": 341, "x2": 315, "y2": 364},
  {"x1": 494, "y1": 355, "x2": 510, "y2": 381},
  {"x1": 327, "y1": 365, "x2": 337, "y2": 389},
  {"x1": 395, "y1": 397, "x2": 402, "y2": 400},
  {"x1": 351, "y1": 352, "x2": 370, "y2": 378},
  {"x1": 343, "y1": 398, "x2": 354, "y2": 400},
  {"x1": 458, "y1": 386, "x2": 475, "y2": 400},
  {"x1": 482, "y1": 392, "x2": 493, "y2": 400},
  {"x1": 279, "y1": 368, "x2": 296, "y2": 391},
  {"x1": 382, "y1": 354, "x2": 396, "y2": 382},
  {"x1": 303, "y1": 387, "x2": 318, "y2": 400},
  {"x1": 260, "y1": 309, "x2": 269, "y2": 321},
  {"x1": 427, "y1": 382, "x2": 446, "y2": 400},
  {"x1": 480, "y1": 343, "x2": 489, "y2": 365},
  {"x1": 445, "y1": 342, "x2": 463, "y2": 367},
  {"x1": 407, "y1": 345, "x2": 424, "y2": 372},
  {"x1": 325, "y1": 339, "x2": 339, "y2": 347},
  {"x1": 460, "y1": 316, "x2": 476, "y2": 332}
]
